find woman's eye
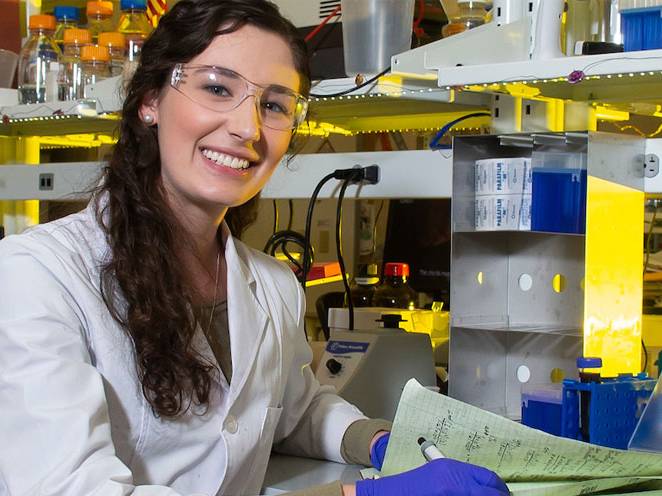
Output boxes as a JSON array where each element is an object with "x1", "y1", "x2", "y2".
[
  {"x1": 262, "y1": 101, "x2": 289, "y2": 115},
  {"x1": 204, "y1": 85, "x2": 231, "y2": 97}
]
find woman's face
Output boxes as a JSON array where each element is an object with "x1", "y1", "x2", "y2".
[{"x1": 144, "y1": 24, "x2": 301, "y2": 216}]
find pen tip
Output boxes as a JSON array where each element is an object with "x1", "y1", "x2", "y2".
[{"x1": 417, "y1": 437, "x2": 426, "y2": 446}]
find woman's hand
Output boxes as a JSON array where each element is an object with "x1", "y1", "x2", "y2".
[{"x1": 353, "y1": 458, "x2": 510, "y2": 496}]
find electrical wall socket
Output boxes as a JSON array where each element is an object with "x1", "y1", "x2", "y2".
[{"x1": 645, "y1": 154, "x2": 660, "y2": 178}]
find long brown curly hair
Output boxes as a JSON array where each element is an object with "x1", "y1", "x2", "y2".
[{"x1": 96, "y1": 0, "x2": 311, "y2": 418}]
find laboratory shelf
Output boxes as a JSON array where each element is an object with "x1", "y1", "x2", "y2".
[
  {"x1": 394, "y1": 41, "x2": 662, "y2": 109},
  {"x1": 0, "y1": 76, "x2": 123, "y2": 137},
  {"x1": 301, "y1": 76, "x2": 491, "y2": 136},
  {"x1": 452, "y1": 323, "x2": 583, "y2": 337}
]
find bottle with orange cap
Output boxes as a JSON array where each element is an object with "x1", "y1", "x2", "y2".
[
  {"x1": 86, "y1": 1, "x2": 115, "y2": 43},
  {"x1": 373, "y1": 262, "x2": 418, "y2": 310},
  {"x1": 59, "y1": 28, "x2": 92, "y2": 100},
  {"x1": 80, "y1": 45, "x2": 110, "y2": 98},
  {"x1": 98, "y1": 32, "x2": 126, "y2": 77},
  {"x1": 18, "y1": 14, "x2": 62, "y2": 103}
]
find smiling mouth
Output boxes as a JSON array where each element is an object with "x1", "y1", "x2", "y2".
[{"x1": 201, "y1": 148, "x2": 252, "y2": 170}]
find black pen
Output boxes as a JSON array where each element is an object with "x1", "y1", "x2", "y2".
[{"x1": 418, "y1": 437, "x2": 445, "y2": 461}]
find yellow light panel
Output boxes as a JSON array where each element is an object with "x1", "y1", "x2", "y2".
[{"x1": 583, "y1": 176, "x2": 643, "y2": 377}]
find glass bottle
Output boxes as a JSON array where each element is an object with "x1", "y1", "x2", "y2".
[
  {"x1": 348, "y1": 263, "x2": 380, "y2": 308},
  {"x1": 373, "y1": 262, "x2": 417, "y2": 310},
  {"x1": 53, "y1": 6, "x2": 80, "y2": 51},
  {"x1": 117, "y1": 0, "x2": 153, "y2": 64},
  {"x1": 86, "y1": 1, "x2": 115, "y2": 43},
  {"x1": 98, "y1": 32, "x2": 126, "y2": 77},
  {"x1": 80, "y1": 44, "x2": 110, "y2": 97},
  {"x1": 18, "y1": 15, "x2": 61, "y2": 104},
  {"x1": 441, "y1": 0, "x2": 489, "y2": 38},
  {"x1": 59, "y1": 28, "x2": 91, "y2": 100}
]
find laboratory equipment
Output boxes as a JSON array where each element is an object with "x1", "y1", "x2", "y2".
[
  {"x1": 98, "y1": 32, "x2": 126, "y2": 77},
  {"x1": 86, "y1": 1, "x2": 114, "y2": 43},
  {"x1": 522, "y1": 374, "x2": 657, "y2": 449},
  {"x1": 340, "y1": 0, "x2": 415, "y2": 76},
  {"x1": 53, "y1": 6, "x2": 80, "y2": 50},
  {"x1": 451, "y1": 132, "x2": 644, "y2": 418},
  {"x1": 565, "y1": 0, "x2": 623, "y2": 55},
  {"x1": 18, "y1": 15, "x2": 61, "y2": 104},
  {"x1": 373, "y1": 263, "x2": 417, "y2": 309},
  {"x1": 629, "y1": 373, "x2": 662, "y2": 453},
  {"x1": 563, "y1": 374, "x2": 656, "y2": 449},
  {"x1": 117, "y1": 0, "x2": 153, "y2": 65},
  {"x1": 80, "y1": 45, "x2": 110, "y2": 98},
  {"x1": 59, "y1": 28, "x2": 91, "y2": 101},
  {"x1": 319, "y1": 308, "x2": 441, "y2": 420}
]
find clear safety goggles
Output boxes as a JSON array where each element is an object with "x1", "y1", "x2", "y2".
[{"x1": 170, "y1": 64, "x2": 308, "y2": 131}]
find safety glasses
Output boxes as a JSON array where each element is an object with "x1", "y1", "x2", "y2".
[{"x1": 170, "y1": 64, "x2": 308, "y2": 131}]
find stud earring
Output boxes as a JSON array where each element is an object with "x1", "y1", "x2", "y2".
[{"x1": 142, "y1": 114, "x2": 154, "y2": 124}]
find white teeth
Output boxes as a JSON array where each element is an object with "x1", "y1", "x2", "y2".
[{"x1": 201, "y1": 148, "x2": 250, "y2": 169}]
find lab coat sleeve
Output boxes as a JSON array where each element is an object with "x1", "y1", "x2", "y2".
[
  {"x1": 0, "y1": 239, "x2": 182, "y2": 496},
  {"x1": 272, "y1": 272, "x2": 367, "y2": 463}
]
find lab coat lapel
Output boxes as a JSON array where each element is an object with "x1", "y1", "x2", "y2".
[{"x1": 222, "y1": 225, "x2": 269, "y2": 400}]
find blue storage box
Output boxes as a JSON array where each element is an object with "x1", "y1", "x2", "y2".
[
  {"x1": 521, "y1": 384, "x2": 563, "y2": 436},
  {"x1": 621, "y1": 7, "x2": 662, "y2": 51}
]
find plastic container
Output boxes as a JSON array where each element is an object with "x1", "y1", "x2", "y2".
[
  {"x1": 18, "y1": 15, "x2": 61, "y2": 104},
  {"x1": 620, "y1": 6, "x2": 662, "y2": 52},
  {"x1": 348, "y1": 263, "x2": 380, "y2": 307},
  {"x1": 521, "y1": 384, "x2": 564, "y2": 436},
  {"x1": 80, "y1": 44, "x2": 110, "y2": 97},
  {"x1": 59, "y1": 28, "x2": 91, "y2": 100},
  {"x1": 99, "y1": 32, "x2": 126, "y2": 77},
  {"x1": 531, "y1": 168, "x2": 587, "y2": 234},
  {"x1": 53, "y1": 6, "x2": 80, "y2": 50},
  {"x1": 340, "y1": 0, "x2": 415, "y2": 76},
  {"x1": 86, "y1": 1, "x2": 114, "y2": 42},
  {"x1": 117, "y1": 0, "x2": 153, "y2": 63},
  {"x1": 441, "y1": 0, "x2": 488, "y2": 37},
  {"x1": 373, "y1": 262, "x2": 417, "y2": 310}
]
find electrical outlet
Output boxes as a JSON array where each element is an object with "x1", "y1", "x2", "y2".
[
  {"x1": 645, "y1": 154, "x2": 659, "y2": 178},
  {"x1": 38, "y1": 173, "x2": 54, "y2": 191}
]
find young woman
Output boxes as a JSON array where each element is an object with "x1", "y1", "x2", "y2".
[{"x1": 0, "y1": 1, "x2": 509, "y2": 495}]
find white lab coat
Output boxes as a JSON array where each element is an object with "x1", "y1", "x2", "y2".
[{"x1": 0, "y1": 199, "x2": 365, "y2": 496}]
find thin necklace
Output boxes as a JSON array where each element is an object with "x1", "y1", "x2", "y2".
[{"x1": 205, "y1": 249, "x2": 221, "y2": 337}]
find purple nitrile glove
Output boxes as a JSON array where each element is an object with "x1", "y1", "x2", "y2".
[
  {"x1": 370, "y1": 433, "x2": 390, "y2": 470},
  {"x1": 356, "y1": 458, "x2": 510, "y2": 496}
]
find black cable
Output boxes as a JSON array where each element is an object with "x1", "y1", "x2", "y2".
[
  {"x1": 302, "y1": 172, "x2": 337, "y2": 290},
  {"x1": 271, "y1": 199, "x2": 279, "y2": 236},
  {"x1": 287, "y1": 199, "x2": 294, "y2": 231},
  {"x1": 263, "y1": 229, "x2": 311, "y2": 277},
  {"x1": 309, "y1": 67, "x2": 391, "y2": 98},
  {"x1": 336, "y1": 178, "x2": 354, "y2": 330}
]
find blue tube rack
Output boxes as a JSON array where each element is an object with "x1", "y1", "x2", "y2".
[{"x1": 561, "y1": 374, "x2": 657, "y2": 449}]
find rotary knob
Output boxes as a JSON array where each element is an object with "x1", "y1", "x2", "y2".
[{"x1": 326, "y1": 358, "x2": 342, "y2": 375}]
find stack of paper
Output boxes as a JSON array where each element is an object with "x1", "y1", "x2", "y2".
[{"x1": 377, "y1": 380, "x2": 662, "y2": 496}]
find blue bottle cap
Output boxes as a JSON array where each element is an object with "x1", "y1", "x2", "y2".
[
  {"x1": 121, "y1": 0, "x2": 147, "y2": 10},
  {"x1": 577, "y1": 356, "x2": 603, "y2": 369},
  {"x1": 53, "y1": 6, "x2": 80, "y2": 22}
]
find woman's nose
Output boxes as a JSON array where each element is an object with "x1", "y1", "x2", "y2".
[{"x1": 227, "y1": 95, "x2": 261, "y2": 142}]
